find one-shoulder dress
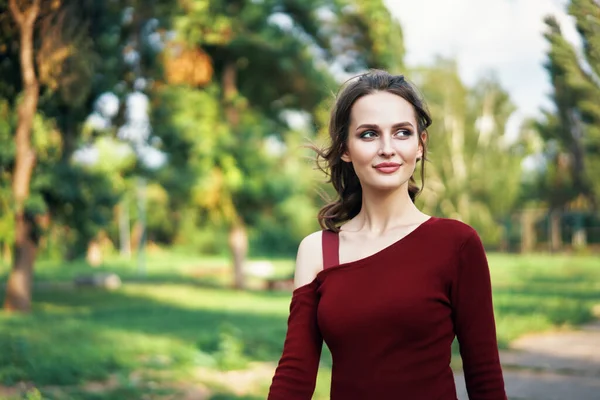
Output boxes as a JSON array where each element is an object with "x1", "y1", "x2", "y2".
[{"x1": 268, "y1": 217, "x2": 507, "y2": 399}]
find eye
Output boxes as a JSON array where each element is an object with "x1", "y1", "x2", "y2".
[
  {"x1": 395, "y1": 129, "x2": 412, "y2": 138},
  {"x1": 359, "y1": 130, "x2": 377, "y2": 139}
]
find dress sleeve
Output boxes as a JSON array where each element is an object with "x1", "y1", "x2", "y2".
[
  {"x1": 267, "y1": 281, "x2": 323, "y2": 399},
  {"x1": 451, "y1": 230, "x2": 507, "y2": 400}
]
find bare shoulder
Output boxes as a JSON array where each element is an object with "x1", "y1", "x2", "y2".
[{"x1": 294, "y1": 231, "x2": 324, "y2": 289}]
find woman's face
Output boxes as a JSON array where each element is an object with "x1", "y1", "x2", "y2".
[{"x1": 342, "y1": 91, "x2": 425, "y2": 192}]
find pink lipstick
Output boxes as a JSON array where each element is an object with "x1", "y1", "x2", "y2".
[{"x1": 374, "y1": 162, "x2": 401, "y2": 174}]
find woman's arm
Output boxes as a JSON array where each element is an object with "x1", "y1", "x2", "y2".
[
  {"x1": 267, "y1": 233, "x2": 324, "y2": 399},
  {"x1": 451, "y1": 229, "x2": 507, "y2": 400}
]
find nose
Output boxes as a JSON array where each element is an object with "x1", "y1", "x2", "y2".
[{"x1": 378, "y1": 135, "x2": 395, "y2": 157}]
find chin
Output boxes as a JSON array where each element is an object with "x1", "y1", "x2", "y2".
[{"x1": 364, "y1": 179, "x2": 408, "y2": 192}]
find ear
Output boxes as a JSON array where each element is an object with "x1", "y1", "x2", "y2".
[
  {"x1": 341, "y1": 150, "x2": 352, "y2": 163},
  {"x1": 417, "y1": 131, "x2": 428, "y2": 159}
]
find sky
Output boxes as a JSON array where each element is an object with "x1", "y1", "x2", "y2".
[{"x1": 383, "y1": 0, "x2": 580, "y2": 137}]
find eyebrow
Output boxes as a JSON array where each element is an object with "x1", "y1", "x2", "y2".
[{"x1": 355, "y1": 122, "x2": 415, "y2": 131}]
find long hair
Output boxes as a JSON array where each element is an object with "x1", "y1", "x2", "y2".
[{"x1": 314, "y1": 70, "x2": 432, "y2": 232}]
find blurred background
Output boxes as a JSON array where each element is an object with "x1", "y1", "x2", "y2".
[{"x1": 0, "y1": 0, "x2": 599, "y2": 399}]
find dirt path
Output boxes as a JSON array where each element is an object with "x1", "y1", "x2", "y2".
[{"x1": 455, "y1": 320, "x2": 600, "y2": 400}]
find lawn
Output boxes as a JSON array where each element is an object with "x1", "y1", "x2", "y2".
[{"x1": 0, "y1": 251, "x2": 599, "y2": 399}]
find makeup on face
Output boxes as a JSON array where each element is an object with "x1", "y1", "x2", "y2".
[{"x1": 342, "y1": 91, "x2": 423, "y2": 190}]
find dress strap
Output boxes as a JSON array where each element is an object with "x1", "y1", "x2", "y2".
[{"x1": 321, "y1": 230, "x2": 339, "y2": 270}]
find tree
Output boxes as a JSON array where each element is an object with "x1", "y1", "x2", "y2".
[
  {"x1": 415, "y1": 59, "x2": 523, "y2": 247},
  {"x1": 4, "y1": 0, "x2": 42, "y2": 312},
  {"x1": 534, "y1": 3, "x2": 600, "y2": 250},
  {"x1": 2, "y1": 0, "x2": 156, "y2": 310},
  {"x1": 155, "y1": 0, "x2": 406, "y2": 288},
  {"x1": 538, "y1": 2, "x2": 600, "y2": 206},
  {"x1": 567, "y1": 0, "x2": 600, "y2": 203},
  {"x1": 538, "y1": 16, "x2": 596, "y2": 205}
]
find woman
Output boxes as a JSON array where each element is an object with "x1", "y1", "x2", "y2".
[{"x1": 268, "y1": 70, "x2": 507, "y2": 399}]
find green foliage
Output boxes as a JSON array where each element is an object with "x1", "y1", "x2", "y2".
[
  {"x1": 0, "y1": 95, "x2": 121, "y2": 256},
  {"x1": 25, "y1": 388, "x2": 42, "y2": 400},
  {"x1": 0, "y1": 99, "x2": 16, "y2": 245},
  {"x1": 333, "y1": 0, "x2": 405, "y2": 71},
  {"x1": 0, "y1": 0, "x2": 168, "y2": 262},
  {"x1": 212, "y1": 323, "x2": 249, "y2": 370},
  {"x1": 150, "y1": 85, "x2": 239, "y2": 240},
  {"x1": 1, "y1": 0, "x2": 412, "y2": 266},
  {"x1": 175, "y1": 0, "x2": 335, "y2": 116},
  {"x1": 414, "y1": 60, "x2": 523, "y2": 246},
  {"x1": 151, "y1": 82, "x2": 323, "y2": 254},
  {"x1": 39, "y1": 163, "x2": 121, "y2": 258},
  {"x1": 0, "y1": 334, "x2": 30, "y2": 384},
  {"x1": 569, "y1": 0, "x2": 600, "y2": 79},
  {"x1": 536, "y1": 3, "x2": 600, "y2": 207},
  {"x1": 151, "y1": 0, "x2": 407, "y2": 257}
]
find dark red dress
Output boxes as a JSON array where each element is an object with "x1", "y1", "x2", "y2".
[{"x1": 268, "y1": 217, "x2": 507, "y2": 399}]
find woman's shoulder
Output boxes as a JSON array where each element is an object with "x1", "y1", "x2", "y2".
[
  {"x1": 294, "y1": 230, "x2": 325, "y2": 289},
  {"x1": 430, "y1": 216, "x2": 480, "y2": 241}
]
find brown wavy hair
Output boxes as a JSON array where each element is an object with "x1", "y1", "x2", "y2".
[{"x1": 315, "y1": 70, "x2": 432, "y2": 232}]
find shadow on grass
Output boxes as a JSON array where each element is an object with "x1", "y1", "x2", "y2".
[
  {"x1": 493, "y1": 281, "x2": 599, "y2": 327},
  {"x1": 209, "y1": 394, "x2": 263, "y2": 400},
  {"x1": 490, "y1": 270, "x2": 600, "y2": 349},
  {"x1": 0, "y1": 283, "x2": 293, "y2": 391}
]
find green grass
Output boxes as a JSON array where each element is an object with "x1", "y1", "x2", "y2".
[
  {"x1": 0, "y1": 251, "x2": 295, "y2": 287},
  {"x1": 0, "y1": 251, "x2": 599, "y2": 399},
  {"x1": 488, "y1": 253, "x2": 600, "y2": 347}
]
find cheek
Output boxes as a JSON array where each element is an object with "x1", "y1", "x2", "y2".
[
  {"x1": 394, "y1": 141, "x2": 420, "y2": 161},
  {"x1": 347, "y1": 141, "x2": 377, "y2": 162}
]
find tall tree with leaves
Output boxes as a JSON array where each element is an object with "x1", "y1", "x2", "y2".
[
  {"x1": 2, "y1": 0, "x2": 152, "y2": 310},
  {"x1": 538, "y1": 4, "x2": 600, "y2": 208},
  {"x1": 415, "y1": 59, "x2": 522, "y2": 247},
  {"x1": 568, "y1": 0, "x2": 600, "y2": 203},
  {"x1": 158, "y1": 0, "x2": 405, "y2": 288},
  {"x1": 4, "y1": 0, "x2": 43, "y2": 312},
  {"x1": 535, "y1": 3, "x2": 600, "y2": 249}
]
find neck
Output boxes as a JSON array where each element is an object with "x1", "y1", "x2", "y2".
[{"x1": 352, "y1": 183, "x2": 424, "y2": 234}]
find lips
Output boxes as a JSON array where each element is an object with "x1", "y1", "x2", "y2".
[{"x1": 374, "y1": 162, "x2": 401, "y2": 174}]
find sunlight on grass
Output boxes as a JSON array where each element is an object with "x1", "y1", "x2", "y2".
[
  {"x1": 117, "y1": 284, "x2": 290, "y2": 315},
  {"x1": 488, "y1": 252, "x2": 600, "y2": 347}
]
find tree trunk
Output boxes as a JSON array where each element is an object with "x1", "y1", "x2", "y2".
[
  {"x1": 520, "y1": 210, "x2": 536, "y2": 253},
  {"x1": 131, "y1": 221, "x2": 143, "y2": 253},
  {"x1": 567, "y1": 109, "x2": 589, "y2": 202},
  {"x1": 500, "y1": 216, "x2": 511, "y2": 252},
  {"x1": 549, "y1": 210, "x2": 562, "y2": 252},
  {"x1": 5, "y1": 214, "x2": 37, "y2": 311},
  {"x1": 59, "y1": 105, "x2": 77, "y2": 162},
  {"x1": 86, "y1": 237, "x2": 103, "y2": 267},
  {"x1": 571, "y1": 213, "x2": 587, "y2": 249},
  {"x1": 2, "y1": 241, "x2": 12, "y2": 265},
  {"x1": 118, "y1": 197, "x2": 131, "y2": 258},
  {"x1": 222, "y1": 60, "x2": 246, "y2": 288},
  {"x1": 228, "y1": 223, "x2": 248, "y2": 290},
  {"x1": 4, "y1": 0, "x2": 41, "y2": 312},
  {"x1": 223, "y1": 61, "x2": 240, "y2": 126}
]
